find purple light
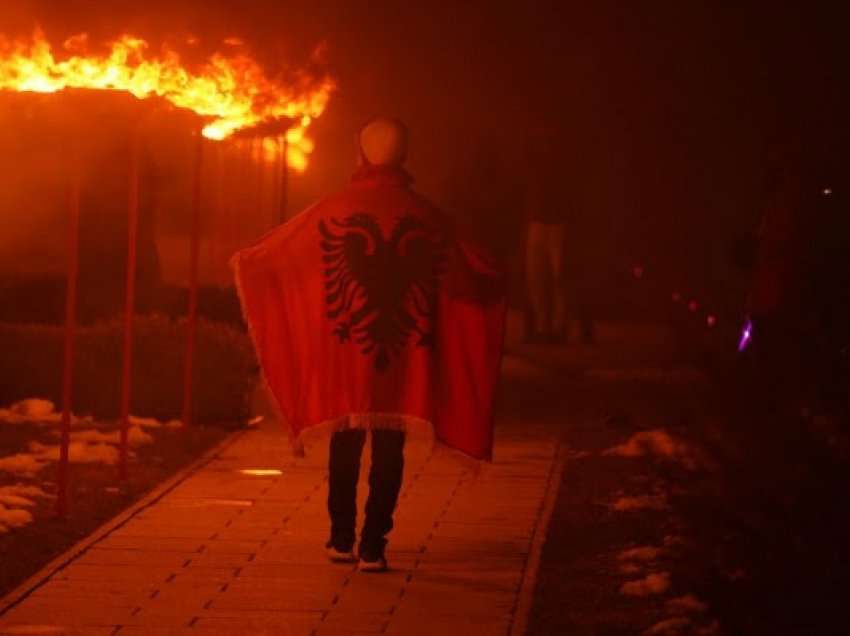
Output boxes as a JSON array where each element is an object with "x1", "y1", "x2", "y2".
[
  {"x1": 738, "y1": 318, "x2": 753, "y2": 352},
  {"x1": 707, "y1": 314, "x2": 717, "y2": 328},
  {"x1": 688, "y1": 300, "x2": 699, "y2": 312}
]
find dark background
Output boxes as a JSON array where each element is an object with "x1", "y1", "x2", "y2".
[{"x1": 2, "y1": 0, "x2": 848, "y2": 316}]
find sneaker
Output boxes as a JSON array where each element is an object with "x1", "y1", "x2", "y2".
[
  {"x1": 325, "y1": 541, "x2": 357, "y2": 563},
  {"x1": 358, "y1": 554, "x2": 388, "y2": 572}
]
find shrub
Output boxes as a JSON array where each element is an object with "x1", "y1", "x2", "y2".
[{"x1": 0, "y1": 316, "x2": 257, "y2": 424}]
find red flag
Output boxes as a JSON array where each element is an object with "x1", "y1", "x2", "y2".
[{"x1": 233, "y1": 167, "x2": 506, "y2": 460}]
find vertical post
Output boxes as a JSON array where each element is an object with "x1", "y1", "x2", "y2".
[
  {"x1": 56, "y1": 158, "x2": 81, "y2": 519},
  {"x1": 279, "y1": 135, "x2": 289, "y2": 224},
  {"x1": 271, "y1": 138, "x2": 281, "y2": 226},
  {"x1": 255, "y1": 137, "x2": 265, "y2": 221},
  {"x1": 118, "y1": 136, "x2": 141, "y2": 481},
  {"x1": 182, "y1": 132, "x2": 204, "y2": 428},
  {"x1": 237, "y1": 140, "x2": 251, "y2": 241},
  {"x1": 213, "y1": 144, "x2": 226, "y2": 278}
]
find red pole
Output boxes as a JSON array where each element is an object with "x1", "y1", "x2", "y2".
[
  {"x1": 271, "y1": 138, "x2": 280, "y2": 225},
  {"x1": 182, "y1": 132, "x2": 204, "y2": 427},
  {"x1": 255, "y1": 138, "x2": 265, "y2": 220},
  {"x1": 211, "y1": 144, "x2": 225, "y2": 277},
  {"x1": 56, "y1": 159, "x2": 81, "y2": 519},
  {"x1": 119, "y1": 136, "x2": 141, "y2": 481},
  {"x1": 279, "y1": 135, "x2": 289, "y2": 224}
]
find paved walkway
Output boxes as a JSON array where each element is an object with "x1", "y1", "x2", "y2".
[{"x1": 0, "y1": 370, "x2": 561, "y2": 635}]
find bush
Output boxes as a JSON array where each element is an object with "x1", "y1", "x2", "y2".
[{"x1": 0, "y1": 316, "x2": 257, "y2": 424}]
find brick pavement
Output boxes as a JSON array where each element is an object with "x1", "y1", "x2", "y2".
[{"x1": 0, "y1": 361, "x2": 561, "y2": 636}]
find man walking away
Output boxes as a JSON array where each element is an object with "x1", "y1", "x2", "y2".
[{"x1": 233, "y1": 117, "x2": 507, "y2": 572}]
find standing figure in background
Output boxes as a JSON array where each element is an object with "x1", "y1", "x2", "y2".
[
  {"x1": 747, "y1": 138, "x2": 850, "y2": 421},
  {"x1": 523, "y1": 141, "x2": 571, "y2": 344}
]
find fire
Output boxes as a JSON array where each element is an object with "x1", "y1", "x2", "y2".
[{"x1": 0, "y1": 30, "x2": 334, "y2": 171}]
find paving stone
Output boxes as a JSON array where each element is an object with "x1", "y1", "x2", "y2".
[
  {"x1": 226, "y1": 570, "x2": 349, "y2": 596},
  {"x1": 26, "y1": 579, "x2": 157, "y2": 601},
  {"x1": 208, "y1": 589, "x2": 336, "y2": 612},
  {"x1": 316, "y1": 610, "x2": 390, "y2": 632},
  {"x1": 0, "y1": 623, "x2": 115, "y2": 635},
  {"x1": 195, "y1": 539, "x2": 265, "y2": 555},
  {"x1": 95, "y1": 535, "x2": 206, "y2": 553},
  {"x1": 75, "y1": 548, "x2": 193, "y2": 568},
  {"x1": 189, "y1": 611, "x2": 322, "y2": 635},
  {"x1": 185, "y1": 551, "x2": 256, "y2": 568},
  {"x1": 108, "y1": 523, "x2": 220, "y2": 540},
  {"x1": 0, "y1": 601, "x2": 136, "y2": 626},
  {"x1": 50, "y1": 564, "x2": 180, "y2": 584},
  {"x1": 113, "y1": 628, "x2": 196, "y2": 635},
  {"x1": 333, "y1": 571, "x2": 407, "y2": 613}
]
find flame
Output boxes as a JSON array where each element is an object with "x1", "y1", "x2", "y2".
[{"x1": 0, "y1": 30, "x2": 334, "y2": 171}]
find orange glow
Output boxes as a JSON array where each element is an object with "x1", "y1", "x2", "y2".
[{"x1": 0, "y1": 30, "x2": 334, "y2": 171}]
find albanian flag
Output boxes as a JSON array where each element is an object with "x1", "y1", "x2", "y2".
[{"x1": 232, "y1": 166, "x2": 506, "y2": 460}]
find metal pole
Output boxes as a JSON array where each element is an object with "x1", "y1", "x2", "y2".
[
  {"x1": 211, "y1": 144, "x2": 225, "y2": 277},
  {"x1": 279, "y1": 135, "x2": 289, "y2": 224},
  {"x1": 182, "y1": 132, "x2": 204, "y2": 427},
  {"x1": 118, "y1": 136, "x2": 141, "y2": 481},
  {"x1": 56, "y1": 158, "x2": 81, "y2": 519},
  {"x1": 255, "y1": 138, "x2": 265, "y2": 221},
  {"x1": 271, "y1": 138, "x2": 281, "y2": 225}
]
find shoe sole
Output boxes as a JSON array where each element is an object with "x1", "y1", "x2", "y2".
[
  {"x1": 358, "y1": 560, "x2": 388, "y2": 572},
  {"x1": 326, "y1": 548, "x2": 357, "y2": 563}
]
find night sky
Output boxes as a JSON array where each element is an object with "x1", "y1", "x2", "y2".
[{"x1": 2, "y1": 1, "x2": 848, "y2": 303}]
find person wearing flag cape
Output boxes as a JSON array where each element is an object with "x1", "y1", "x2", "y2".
[{"x1": 232, "y1": 117, "x2": 507, "y2": 571}]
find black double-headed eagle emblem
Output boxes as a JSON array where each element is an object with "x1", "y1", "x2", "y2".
[{"x1": 319, "y1": 213, "x2": 447, "y2": 372}]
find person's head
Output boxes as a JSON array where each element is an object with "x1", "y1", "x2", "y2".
[{"x1": 358, "y1": 117, "x2": 408, "y2": 168}]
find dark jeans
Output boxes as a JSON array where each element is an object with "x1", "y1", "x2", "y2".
[{"x1": 327, "y1": 428, "x2": 405, "y2": 555}]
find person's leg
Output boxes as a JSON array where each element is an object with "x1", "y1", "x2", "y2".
[
  {"x1": 547, "y1": 225, "x2": 567, "y2": 338},
  {"x1": 327, "y1": 428, "x2": 367, "y2": 552},
  {"x1": 525, "y1": 222, "x2": 551, "y2": 337},
  {"x1": 360, "y1": 429, "x2": 406, "y2": 563}
]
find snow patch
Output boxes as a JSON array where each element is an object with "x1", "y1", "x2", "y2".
[
  {"x1": 0, "y1": 453, "x2": 48, "y2": 476},
  {"x1": 643, "y1": 617, "x2": 691, "y2": 635},
  {"x1": 0, "y1": 484, "x2": 54, "y2": 505},
  {"x1": 0, "y1": 504, "x2": 34, "y2": 533},
  {"x1": 604, "y1": 430, "x2": 700, "y2": 470},
  {"x1": 1, "y1": 441, "x2": 122, "y2": 475},
  {"x1": 70, "y1": 426, "x2": 153, "y2": 447},
  {"x1": 620, "y1": 571, "x2": 671, "y2": 597},
  {"x1": 10, "y1": 399, "x2": 54, "y2": 418},
  {"x1": 31, "y1": 441, "x2": 120, "y2": 466},
  {"x1": 666, "y1": 594, "x2": 708, "y2": 615},
  {"x1": 130, "y1": 416, "x2": 183, "y2": 430},
  {"x1": 611, "y1": 494, "x2": 669, "y2": 512},
  {"x1": 128, "y1": 415, "x2": 161, "y2": 428},
  {"x1": 0, "y1": 485, "x2": 55, "y2": 532},
  {"x1": 1, "y1": 400, "x2": 179, "y2": 433},
  {"x1": 0, "y1": 399, "x2": 93, "y2": 426},
  {"x1": 619, "y1": 563, "x2": 643, "y2": 575},
  {"x1": 2, "y1": 417, "x2": 156, "y2": 475}
]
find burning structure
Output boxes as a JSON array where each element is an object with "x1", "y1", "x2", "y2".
[
  {"x1": 0, "y1": 29, "x2": 335, "y2": 294},
  {"x1": 0, "y1": 27, "x2": 335, "y2": 510}
]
